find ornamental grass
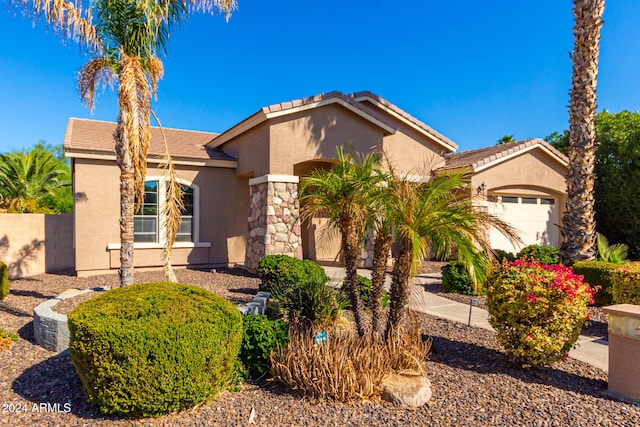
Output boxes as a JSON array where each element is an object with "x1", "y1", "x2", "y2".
[{"x1": 270, "y1": 318, "x2": 431, "y2": 402}]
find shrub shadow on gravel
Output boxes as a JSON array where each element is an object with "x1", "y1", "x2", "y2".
[
  {"x1": 17, "y1": 321, "x2": 37, "y2": 344},
  {"x1": 429, "y1": 332, "x2": 609, "y2": 399},
  {"x1": 12, "y1": 351, "x2": 118, "y2": 421}
]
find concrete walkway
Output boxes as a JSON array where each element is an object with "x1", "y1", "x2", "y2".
[{"x1": 323, "y1": 266, "x2": 609, "y2": 372}]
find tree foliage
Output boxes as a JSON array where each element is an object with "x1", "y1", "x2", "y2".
[
  {"x1": 549, "y1": 110, "x2": 640, "y2": 260},
  {"x1": 593, "y1": 110, "x2": 640, "y2": 258},
  {"x1": 0, "y1": 145, "x2": 71, "y2": 213}
]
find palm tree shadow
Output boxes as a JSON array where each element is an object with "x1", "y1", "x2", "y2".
[
  {"x1": 12, "y1": 352, "x2": 118, "y2": 421},
  {"x1": 428, "y1": 333, "x2": 609, "y2": 400}
]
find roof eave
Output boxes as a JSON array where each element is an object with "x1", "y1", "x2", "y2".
[
  {"x1": 352, "y1": 94, "x2": 458, "y2": 153},
  {"x1": 207, "y1": 97, "x2": 398, "y2": 149},
  {"x1": 64, "y1": 148, "x2": 238, "y2": 168}
]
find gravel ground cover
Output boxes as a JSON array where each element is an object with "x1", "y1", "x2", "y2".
[{"x1": 1, "y1": 267, "x2": 638, "y2": 426}]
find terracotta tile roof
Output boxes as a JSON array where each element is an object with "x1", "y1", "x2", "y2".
[
  {"x1": 63, "y1": 118, "x2": 235, "y2": 161},
  {"x1": 440, "y1": 138, "x2": 568, "y2": 171},
  {"x1": 349, "y1": 91, "x2": 458, "y2": 151}
]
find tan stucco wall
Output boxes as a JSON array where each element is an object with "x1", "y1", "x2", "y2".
[
  {"x1": 268, "y1": 104, "x2": 385, "y2": 175},
  {"x1": 222, "y1": 122, "x2": 270, "y2": 177},
  {"x1": 73, "y1": 159, "x2": 249, "y2": 276},
  {"x1": 0, "y1": 213, "x2": 74, "y2": 278},
  {"x1": 471, "y1": 149, "x2": 568, "y2": 246},
  {"x1": 358, "y1": 101, "x2": 451, "y2": 174}
]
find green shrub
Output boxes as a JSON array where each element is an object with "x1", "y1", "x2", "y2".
[
  {"x1": 239, "y1": 315, "x2": 289, "y2": 378},
  {"x1": 272, "y1": 277, "x2": 347, "y2": 326},
  {"x1": 257, "y1": 255, "x2": 329, "y2": 292},
  {"x1": 492, "y1": 249, "x2": 516, "y2": 263},
  {"x1": 572, "y1": 261, "x2": 620, "y2": 306},
  {"x1": 68, "y1": 282, "x2": 243, "y2": 417},
  {"x1": 0, "y1": 261, "x2": 9, "y2": 300},
  {"x1": 340, "y1": 275, "x2": 388, "y2": 310},
  {"x1": 611, "y1": 263, "x2": 640, "y2": 305},
  {"x1": 516, "y1": 245, "x2": 560, "y2": 265},
  {"x1": 487, "y1": 260, "x2": 594, "y2": 367},
  {"x1": 442, "y1": 260, "x2": 475, "y2": 295}
]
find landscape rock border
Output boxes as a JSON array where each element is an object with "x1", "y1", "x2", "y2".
[{"x1": 33, "y1": 288, "x2": 270, "y2": 353}]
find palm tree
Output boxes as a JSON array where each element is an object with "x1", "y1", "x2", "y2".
[
  {"x1": 383, "y1": 170, "x2": 516, "y2": 334},
  {"x1": 497, "y1": 135, "x2": 516, "y2": 145},
  {"x1": 560, "y1": 0, "x2": 605, "y2": 266},
  {"x1": 300, "y1": 148, "x2": 382, "y2": 336},
  {"x1": 0, "y1": 149, "x2": 71, "y2": 213},
  {"x1": 15, "y1": 0, "x2": 236, "y2": 285},
  {"x1": 365, "y1": 168, "x2": 393, "y2": 337}
]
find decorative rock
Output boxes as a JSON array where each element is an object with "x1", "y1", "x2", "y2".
[{"x1": 381, "y1": 372, "x2": 432, "y2": 408}]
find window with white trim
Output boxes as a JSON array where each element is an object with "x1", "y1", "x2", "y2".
[
  {"x1": 175, "y1": 184, "x2": 194, "y2": 242},
  {"x1": 134, "y1": 181, "x2": 159, "y2": 242},
  {"x1": 134, "y1": 179, "x2": 198, "y2": 244}
]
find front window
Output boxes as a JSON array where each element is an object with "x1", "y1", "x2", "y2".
[
  {"x1": 175, "y1": 185, "x2": 194, "y2": 242},
  {"x1": 134, "y1": 181, "x2": 159, "y2": 242},
  {"x1": 134, "y1": 180, "x2": 196, "y2": 244}
]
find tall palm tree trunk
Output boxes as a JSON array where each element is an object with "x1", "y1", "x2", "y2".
[
  {"x1": 386, "y1": 242, "x2": 412, "y2": 335},
  {"x1": 342, "y1": 220, "x2": 366, "y2": 336},
  {"x1": 561, "y1": 0, "x2": 605, "y2": 266},
  {"x1": 370, "y1": 229, "x2": 392, "y2": 336},
  {"x1": 114, "y1": 114, "x2": 135, "y2": 287}
]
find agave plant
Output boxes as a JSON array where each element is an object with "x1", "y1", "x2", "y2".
[{"x1": 596, "y1": 233, "x2": 628, "y2": 264}]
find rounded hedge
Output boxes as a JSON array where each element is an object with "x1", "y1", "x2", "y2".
[
  {"x1": 442, "y1": 260, "x2": 475, "y2": 295},
  {"x1": 257, "y1": 254, "x2": 329, "y2": 292},
  {"x1": 68, "y1": 282, "x2": 243, "y2": 417}
]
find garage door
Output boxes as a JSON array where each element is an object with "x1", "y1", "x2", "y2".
[{"x1": 488, "y1": 195, "x2": 558, "y2": 253}]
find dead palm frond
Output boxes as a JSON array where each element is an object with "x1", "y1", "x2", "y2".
[{"x1": 151, "y1": 111, "x2": 184, "y2": 283}]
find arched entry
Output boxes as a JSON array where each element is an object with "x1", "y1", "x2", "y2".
[{"x1": 294, "y1": 159, "x2": 341, "y2": 264}]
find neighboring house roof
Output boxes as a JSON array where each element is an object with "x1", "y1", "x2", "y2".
[
  {"x1": 207, "y1": 91, "x2": 399, "y2": 148},
  {"x1": 440, "y1": 138, "x2": 568, "y2": 172},
  {"x1": 63, "y1": 118, "x2": 236, "y2": 166},
  {"x1": 349, "y1": 91, "x2": 458, "y2": 152}
]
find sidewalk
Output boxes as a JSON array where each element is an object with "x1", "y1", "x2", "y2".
[{"x1": 323, "y1": 266, "x2": 609, "y2": 372}]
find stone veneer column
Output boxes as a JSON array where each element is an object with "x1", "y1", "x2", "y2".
[{"x1": 245, "y1": 174, "x2": 303, "y2": 273}]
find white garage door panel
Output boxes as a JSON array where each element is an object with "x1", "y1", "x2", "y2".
[{"x1": 488, "y1": 196, "x2": 557, "y2": 253}]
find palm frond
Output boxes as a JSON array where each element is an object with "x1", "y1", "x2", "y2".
[
  {"x1": 150, "y1": 111, "x2": 183, "y2": 283},
  {"x1": 78, "y1": 57, "x2": 116, "y2": 111},
  {"x1": 26, "y1": 0, "x2": 102, "y2": 52}
]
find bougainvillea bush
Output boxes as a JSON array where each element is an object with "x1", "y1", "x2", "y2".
[{"x1": 486, "y1": 260, "x2": 595, "y2": 367}]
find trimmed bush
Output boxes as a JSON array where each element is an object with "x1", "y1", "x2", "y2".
[
  {"x1": 340, "y1": 275, "x2": 389, "y2": 310},
  {"x1": 442, "y1": 260, "x2": 475, "y2": 295},
  {"x1": 516, "y1": 245, "x2": 560, "y2": 265},
  {"x1": 572, "y1": 261, "x2": 620, "y2": 306},
  {"x1": 68, "y1": 282, "x2": 243, "y2": 417},
  {"x1": 257, "y1": 255, "x2": 329, "y2": 293},
  {"x1": 272, "y1": 277, "x2": 347, "y2": 326},
  {"x1": 487, "y1": 261, "x2": 594, "y2": 367},
  {"x1": 0, "y1": 261, "x2": 9, "y2": 300},
  {"x1": 239, "y1": 315, "x2": 289, "y2": 378},
  {"x1": 611, "y1": 263, "x2": 640, "y2": 305},
  {"x1": 492, "y1": 249, "x2": 516, "y2": 263}
]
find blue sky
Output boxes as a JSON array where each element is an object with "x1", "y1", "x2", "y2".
[{"x1": 1, "y1": 1, "x2": 638, "y2": 154}]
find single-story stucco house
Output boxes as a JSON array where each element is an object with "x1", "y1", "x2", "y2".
[{"x1": 63, "y1": 90, "x2": 568, "y2": 277}]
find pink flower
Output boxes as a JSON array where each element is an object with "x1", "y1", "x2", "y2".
[{"x1": 525, "y1": 293, "x2": 538, "y2": 304}]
